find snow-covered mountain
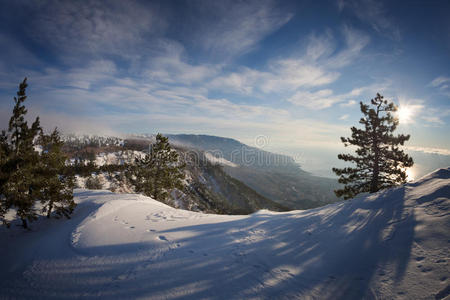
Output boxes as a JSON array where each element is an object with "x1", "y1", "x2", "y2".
[{"x1": 1, "y1": 168, "x2": 449, "y2": 299}]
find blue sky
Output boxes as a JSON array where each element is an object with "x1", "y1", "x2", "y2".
[{"x1": 0, "y1": 0, "x2": 449, "y2": 177}]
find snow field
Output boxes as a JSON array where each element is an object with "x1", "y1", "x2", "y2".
[{"x1": 1, "y1": 168, "x2": 449, "y2": 299}]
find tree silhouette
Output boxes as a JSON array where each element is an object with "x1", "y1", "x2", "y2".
[{"x1": 333, "y1": 93, "x2": 413, "y2": 199}]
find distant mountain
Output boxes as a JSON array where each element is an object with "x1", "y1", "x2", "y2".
[
  {"x1": 66, "y1": 134, "x2": 288, "y2": 214},
  {"x1": 176, "y1": 147, "x2": 288, "y2": 214},
  {"x1": 168, "y1": 134, "x2": 299, "y2": 172},
  {"x1": 168, "y1": 134, "x2": 340, "y2": 209},
  {"x1": 62, "y1": 133, "x2": 340, "y2": 211}
]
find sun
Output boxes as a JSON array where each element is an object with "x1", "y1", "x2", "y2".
[
  {"x1": 405, "y1": 168, "x2": 415, "y2": 181},
  {"x1": 396, "y1": 105, "x2": 414, "y2": 124}
]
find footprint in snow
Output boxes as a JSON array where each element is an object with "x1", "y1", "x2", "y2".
[
  {"x1": 157, "y1": 235, "x2": 168, "y2": 241},
  {"x1": 416, "y1": 256, "x2": 425, "y2": 261}
]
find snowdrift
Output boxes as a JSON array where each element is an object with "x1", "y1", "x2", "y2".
[{"x1": 1, "y1": 168, "x2": 449, "y2": 299}]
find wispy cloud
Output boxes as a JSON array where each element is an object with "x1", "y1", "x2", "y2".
[
  {"x1": 326, "y1": 25, "x2": 370, "y2": 68},
  {"x1": 29, "y1": 0, "x2": 166, "y2": 62},
  {"x1": 288, "y1": 82, "x2": 387, "y2": 110},
  {"x1": 337, "y1": 0, "x2": 401, "y2": 40},
  {"x1": 429, "y1": 76, "x2": 450, "y2": 98},
  {"x1": 430, "y1": 76, "x2": 450, "y2": 87},
  {"x1": 340, "y1": 100, "x2": 357, "y2": 107},
  {"x1": 288, "y1": 89, "x2": 337, "y2": 109},
  {"x1": 209, "y1": 26, "x2": 369, "y2": 97},
  {"x1": 406, "y1": 146, "x2": 450, "y2": 156},
  {"x1": 143, "y1": 40, "x2": 220, "y2": 85},
  {"x1": 187, "y1": 0, "x2": 293, "y2": 59}
]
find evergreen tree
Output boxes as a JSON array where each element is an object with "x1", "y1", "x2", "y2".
[
  {"x1": 38, "y1": 128, "x2": 76, "y2": 218},
  {"x1": 2, "y1": 78, "x2": 42, "y2": 228},
  {"x1": 0, "y1": 78, "x2": 76, "y2": 228},
  {"x1": 332, "y1": 93, "x2": 413, "y2": 199},
  {"x1": 85, "y1": 175, "x2": 103, "y2": 190},
  {"x1": 133, "y1": 134, "x2": 185, "y2": 202},
  {"x1": 0, "y1": 130, "x2": 10, "y2": 225}
]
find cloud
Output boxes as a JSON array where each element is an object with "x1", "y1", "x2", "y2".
[
  {"x1": 186, "y1": 0, "x2": 293, "y2": 59},
  {"x1": 143, "y1": 40, "x2": 220, "y2": 85},
  {"x1": 430, "y1": 76, "x2": 450, "y2": 87},
  {"x1": 337, "y1": 0, "x2": 401, "y2": 40},
  {"x1": 429, "y1": 76, "x2": 450, "y2": 98},
  {"x1": 288, "y1": 89, "x2": 337, "y2": 109},
  {"x1": 339, "y1": 114, "x2": 350, "y2": 120},
  {"x1": 209, "y1": 27, "x2": 369, "y2": 96},
  {"x1": 1, "y1": 62, "x2": 350, "y2": 152},
  {"x1": 340, "y1": 100, "x2": 357, "y2": 107},
  {"x1": 326, "y1": 25, "x2": 370, "y2": 68},
  {"x1": 421, "y1": 116, "x2": 444, "y2": 125},
  {"x1": 406, "y1": 146, "x2": 450, "y2": 156},
  {"x1": 305, "y1": 31, "x2": 335, "y2": 61},
  {"x1": 287, "y1": 82, "x2": 388, "y2": 110},
  {"x1": 29, "y1": 0, "x2": 166, "y2": 61}
]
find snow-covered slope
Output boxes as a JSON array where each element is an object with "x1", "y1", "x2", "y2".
[{"x1": 1, "y1": 168, "x2": 449, "y2": 299}]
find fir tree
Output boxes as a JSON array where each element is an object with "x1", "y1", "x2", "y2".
[
  {"x1": 1, "y1": 78, "x2": 76, "y2": 228},
  {"x1": 38, "y1": 128, "x2": 76, "y2": 218},
  {"x1": 2, "y1": 78, "x2": 42, "y2": 228},
  {"x1": 332, "y1": 93, "x2": 414, "y2": 199},
  {"x1": 0, "y1": 130, "x2": 10, "y2": 225},
  {"x1": 133, "y1": 134, "x2": 185, "y2": 202},
  {"x1": 85, "y1": 175, "x2": 103, "y2": 190}
]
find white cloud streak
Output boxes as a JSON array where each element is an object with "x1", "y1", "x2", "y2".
[
  {"x1": 337, "y1": 0, "x2": 401, "y2": 40},
  {"x1": 30, "y1": 0, "x2": 166, "y2": 61},
  {"x1": 187, "y1": 0, "x2": 293, "y2": 59},
  {"x1": 406, "y1": 146, "x2": 450, "y2": 156},
  {"x1": 209, "y1": 26, "x2": 369, "y2": 98}
]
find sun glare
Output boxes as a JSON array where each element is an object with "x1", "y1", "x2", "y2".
[
  {"x1": 396, "y1": 105, "x2": 414, "y2": 124},
  {"x1": 405, "y1": 168, "x2": 415, "y2": 181}
]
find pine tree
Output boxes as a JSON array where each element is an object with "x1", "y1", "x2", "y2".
[
  {"x1": 38, "y1": 128, "x2": 76, "y2": 218},
  {"x1": 0, "y1": 130, "x2": 10, "y2": 226},
  {"x1": 1, "y1": 78, "x2": 76, "y2": 228},
  {"x1": 2, "y1": 78, "x2": 42, "y2": 228},
  {"x1": 133, "y1": 134, "x2": 185, "y2": 202},
  {"x1": 85, "y1": 175, "x2": 103, "y2": 189},
  {"x1": 332, "y1": 93, "x2": 413, "y2": 199}
]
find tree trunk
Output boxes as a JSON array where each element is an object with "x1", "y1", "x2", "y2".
[
  {"x1": 21, "y1": 218, "x2": 28, "y2": 229},
  {"x1": 47, "y1": 203, "x2": 53, "y2": 218},
  {"x1": 370, "y1": 107, "x2": 381, "y2": 193}
]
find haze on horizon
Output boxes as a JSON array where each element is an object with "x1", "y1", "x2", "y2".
[{"x1": 0, "y1": 0, "x2": 449, "y2": 178}]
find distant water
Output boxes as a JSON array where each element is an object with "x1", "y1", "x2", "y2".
[{"x1": 272, "y1": 146, "x2": 450, "y2": 179}]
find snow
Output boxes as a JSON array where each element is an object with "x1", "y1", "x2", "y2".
[
  {"x1": 94, "y1": 150, "x2": 146, "y2": 167},
  {"x1": 1, "y1": 168, "x2": 449, "y2": 299}
]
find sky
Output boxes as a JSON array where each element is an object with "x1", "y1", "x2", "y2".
[{"x1": 0, "y1": 0, "x2": 449, "y2": 177}]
